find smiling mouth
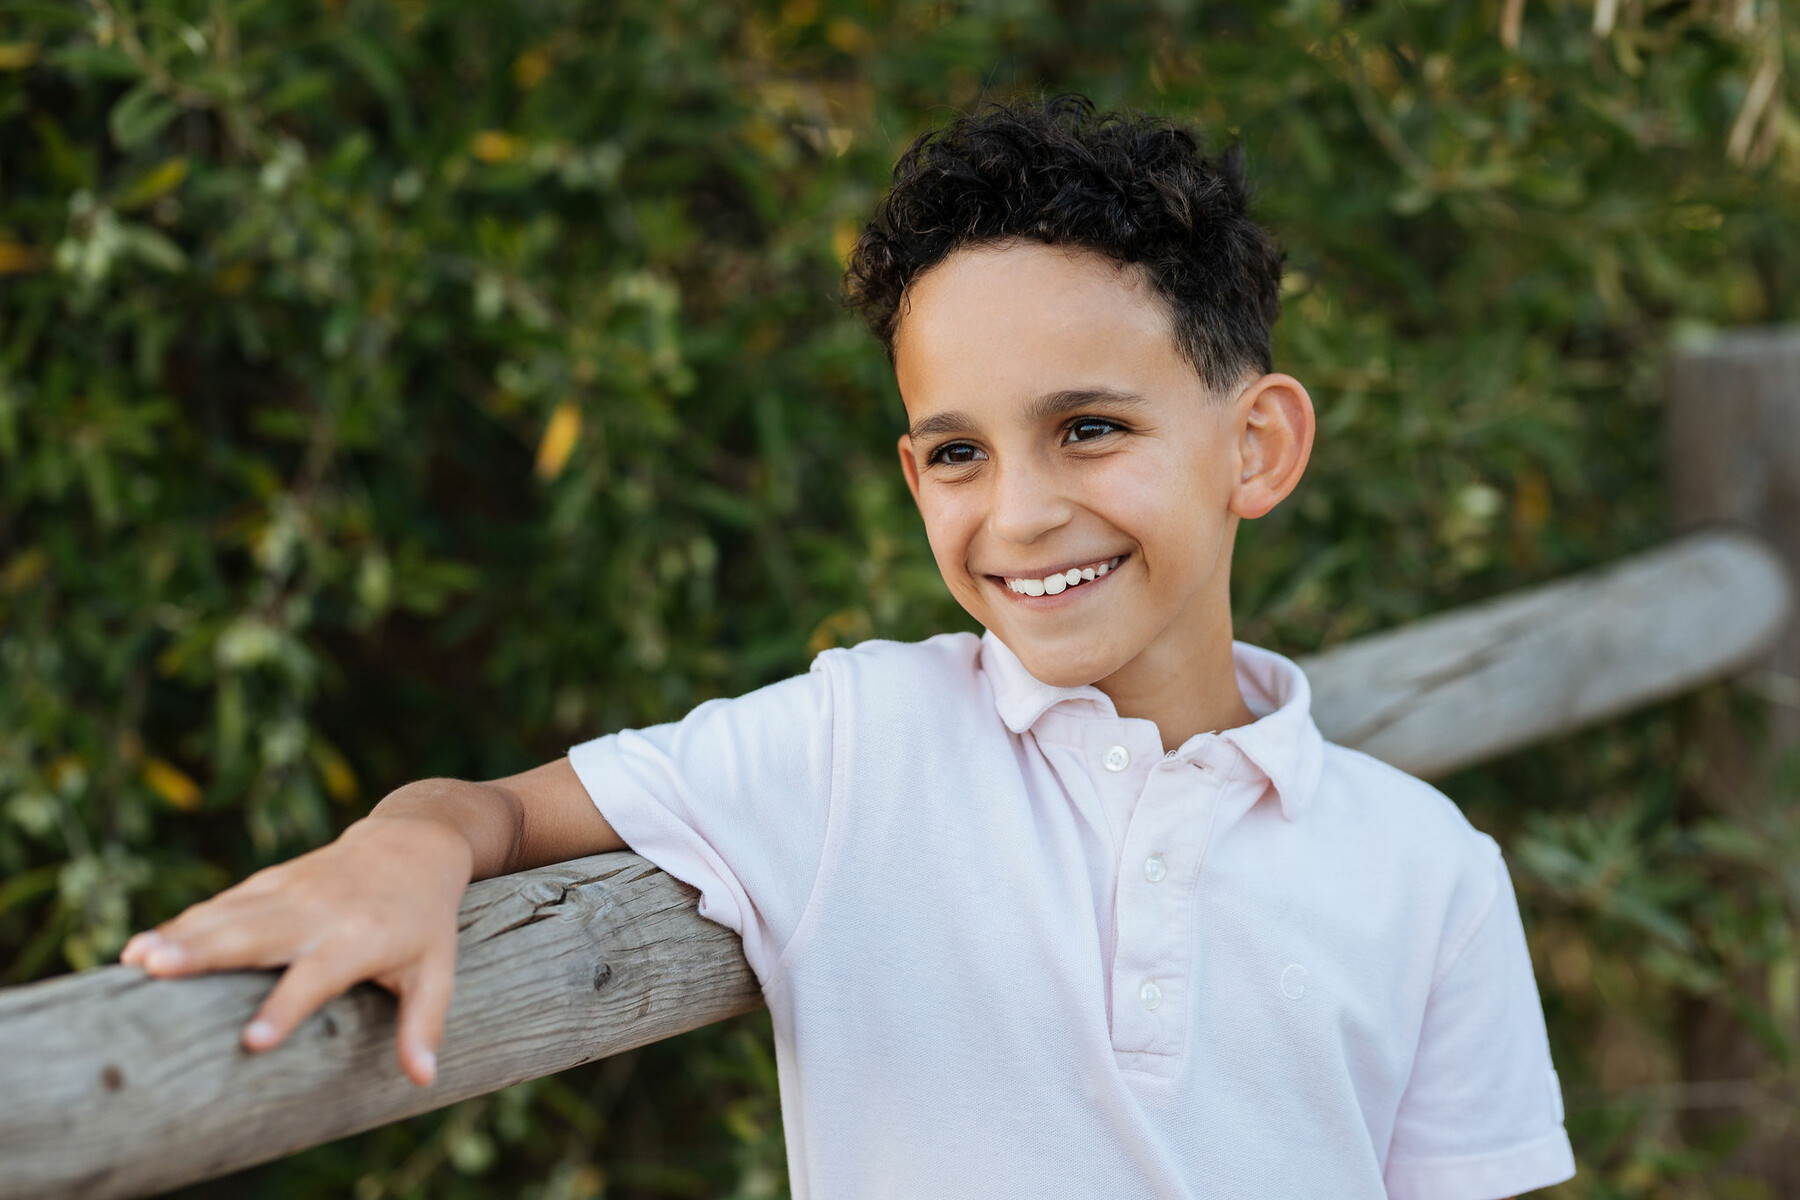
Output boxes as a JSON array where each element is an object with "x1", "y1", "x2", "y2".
[{"x1": 994, "y1": 555, "x2": 1126, "y2": 597}]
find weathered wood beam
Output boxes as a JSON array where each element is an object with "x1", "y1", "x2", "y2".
[
  {"x1": 1302, "y1": 528, "x2": 1794, "y2": 779},
  {"x1": 0, "y1": 857, "x2": 762, "y2": 1200},
  {"x1": 0, "y1": 528, "x2": 1790, "y2": 1200}
]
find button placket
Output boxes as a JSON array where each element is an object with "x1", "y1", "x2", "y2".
[
  {"x1": 1110, "y1": 744, "x2": 1235, "y2": 1072},
  {"x1": 1110, "y1": 766, "x2": 1202, "y2": 1061}
]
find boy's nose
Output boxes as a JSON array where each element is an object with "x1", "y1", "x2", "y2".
[{"x1": 986, "y1": 461, "x2": 1076, "y2": 545}]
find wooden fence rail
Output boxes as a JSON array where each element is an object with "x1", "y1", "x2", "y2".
[{"x1": 0, "y1": 527, "x2": 1792, "y2": 1200}]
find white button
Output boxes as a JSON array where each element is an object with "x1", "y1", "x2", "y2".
[
  {"x1": 1139, "y1": 980, "x2": 1162, "y2": 1011},
  {"x1": 1103, "y1": 745, "x2": 1130, "y2": 772},
  {"x1": 1143, "y1": 855, "x2": 1167, "y2": 883}
]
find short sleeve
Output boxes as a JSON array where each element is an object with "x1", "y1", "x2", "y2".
[
  {"x1": 565, "y1": 665, "x2": 835, "y2": 983},
  {"x1": 1384, "y1": 851, "x2": 1576, "y2": 1200}
]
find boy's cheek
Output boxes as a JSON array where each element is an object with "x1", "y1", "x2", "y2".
[{"x1": 915, "y1": 504, "x2": 977, "y2": 578}]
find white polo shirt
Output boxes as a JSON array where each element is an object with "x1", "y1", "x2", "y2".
[{"x1": 568, "y1": 631, "x2": 1575, "y2": 1199}]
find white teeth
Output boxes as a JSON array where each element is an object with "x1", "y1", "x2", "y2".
[{"x1": 1003, "y1": 556, "x2": 1122, "y2": 597}]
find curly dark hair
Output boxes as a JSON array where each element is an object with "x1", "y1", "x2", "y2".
[{"x1": 844, "y1": 95, "x2": 1284, "y2": 396}]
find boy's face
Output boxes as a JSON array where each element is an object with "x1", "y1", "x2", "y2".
[{"x1": 893, "y1": 241, "x2": 1310, "y2": 693}]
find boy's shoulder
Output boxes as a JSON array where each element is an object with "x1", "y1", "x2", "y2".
[
  {"x1": 807, "y1": 631, "x2": 1009, "y2": 735},
  {"x1": 812, "y1": 629, "x2": 983, "y2": 665},
  {"x1": 810, "y1": 631, "x2": 986, "y2": 689},
  {"x1": 1313, "y1": 737, "x2": 1504, "y2": 900}
]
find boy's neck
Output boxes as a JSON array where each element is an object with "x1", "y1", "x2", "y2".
[{"x1": 1093, "y1": 602, "x2": 1257, "y2": 753}]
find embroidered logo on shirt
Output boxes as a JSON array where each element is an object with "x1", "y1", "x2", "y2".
[{"x1": 1280, "y1": 963, "x2": 1309, "y2": 1000}]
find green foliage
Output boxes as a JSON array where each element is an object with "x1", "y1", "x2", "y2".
[{"x1": 1, "y1": 0, "x2": 1796, "y2": 1195}]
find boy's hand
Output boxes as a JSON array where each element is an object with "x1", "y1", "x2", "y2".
[{"x1": 117, "y1": 813, "x2": 475, "y2": 1087}]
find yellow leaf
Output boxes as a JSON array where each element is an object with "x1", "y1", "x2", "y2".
[
  {"x1": 535, "y1": 402, "x2": 582, "y2": 480},
  {"x1": 1513, "y1": 469, "x2": 1551, "y2": 533},
  {"x1": 742, "y1": 118, "x2": 781, "y2": 158},
  {"x1": 0, "y1": 547, "x2": 47, "y2": 593},
  {"x1": 143, "y1": 758, "x2": 202, "y2": 811},
  {"x1": 512, "y1": 47, "x2": 552, "y2": 90},
  {"x1": 807, "y1": 608, "x2": 871, "y2": 656},
  {"x1": 0, "y1": 42, "x2": 39, "y2": 70},
  {"x1": 831, "y1": 219, "x2": 860, "y2": 268},
  {"x1": 155, "y1": 642, "x2": 187, "y2": 677},
  {"x1": 214, "y1": 261, "x2": 255, "y2": 295},
  {"x1": 779, "y1": 0, "x2": 818, "y2": 27},
  {"x1": 116, "y1": 157, "x2": 190, "y2": 211},
  {"x1": 825, "y1": 17, "x2": 872, "y2": 54},
  {"x1": 309, "y1": 740, "x2": 359, "y2": 804},
  {"x1": 473, "y1": 130, "x2": 519, "y2": 164},
  {"x1": 0, "y1": 242, "x2": 47, "y2": 276}
]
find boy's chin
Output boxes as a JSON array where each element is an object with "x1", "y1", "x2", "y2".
[{"x1": 1006, "y1": 641, "x2": 1121, "y2": 690}]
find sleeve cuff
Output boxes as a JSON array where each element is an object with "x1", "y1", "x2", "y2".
[
  {"x1": 566, "y1": 733, "x2": 752, "y2": 954},
  {"x1": 1385, "y1": 1127, "x2": 1575, "y2": 1200}
]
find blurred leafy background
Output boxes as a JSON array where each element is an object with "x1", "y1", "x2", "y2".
[{"x1": 2, "y1": 0, "x2": 1798, "y2": 1195}]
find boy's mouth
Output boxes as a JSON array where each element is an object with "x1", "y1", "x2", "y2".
[{"x1": 996, "y1": 555, "x2": 1125, "y2": 597}]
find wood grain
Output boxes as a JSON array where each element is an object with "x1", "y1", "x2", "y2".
[
  {"x1": 0, "y1": 529, "x2": 1790, "y2": 1198},
  {"x1": 0, "y1": 855, "x2": 761, "y2": 1200},
  {"x1": 1301, "y1": 529, "x2": 1793, "y2": 779}
]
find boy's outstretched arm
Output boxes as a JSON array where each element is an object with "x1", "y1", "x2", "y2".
[{"x1": 117, "y1": 757, "x2": 623, "y2": 1086}]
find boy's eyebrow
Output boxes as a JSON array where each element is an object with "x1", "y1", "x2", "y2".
[
  {"x1": 907, "y1": 387, "x2": 1150, "y2": 442},
  {"x1": 1024, "y1": 386, "x2": 1150, "y2": 422}
]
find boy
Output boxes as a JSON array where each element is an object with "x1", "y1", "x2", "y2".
[{"x1": 121, "y1": 97, "x2": 1575, "y2": 1198}]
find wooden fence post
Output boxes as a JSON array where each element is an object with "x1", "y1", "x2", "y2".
[{"x1": 1666, "y1": 326, "x2": 1800, "y2": 1184}]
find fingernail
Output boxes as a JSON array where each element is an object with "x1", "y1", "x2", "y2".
[
  {"x1": 417, "y1": 1048, "x2": 436, "y2": 1084},
  {"x1": 244, "y1": 1020, "x2": 276, "y2": 1048},
  {"x1": 145, "y1": 945, "x2": 185, "y2": 971}
]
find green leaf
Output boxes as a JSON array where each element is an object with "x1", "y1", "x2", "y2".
[
  {"x1": 108, "y1": 81, "x2": 180, "y2": 151},
  {"x1": 44, "y1": 43, "x2": 138, "y2": 79},
  {"x1": 120, "y1": 224, "x2": 187, "y2": 273}
]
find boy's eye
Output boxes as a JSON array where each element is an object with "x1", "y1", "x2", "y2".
[
  {"x1": 1065, "y1": 418, "x2": 1123, "y2": 443},
  {"x1": 928, "y1": 441, "x2": 986, "y2": 466}
]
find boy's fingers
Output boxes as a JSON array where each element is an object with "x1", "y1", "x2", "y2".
[
  {"x1": 136, "y1": 903, "x2": 312, "y2": 976},
  {"x1": 242, "y1": 955, "x2": 359, "y2": 1053},
  {"x1": 120, "y1": 931, "x2": 158, "y2": 964},
  {"x1": 123, "y1": 913, "x2": 229, "y2": 966},
  {"x1": 393, "y1": 951, "x2": 454, "y2": 1087},
  {"x1": 126, "y1": 894, "x2": 269, "y2": 968}
]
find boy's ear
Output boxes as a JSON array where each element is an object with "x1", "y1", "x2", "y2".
[
  {"x1": 896, "y1": 434, "x2": 924, "y2": 506},
  {"x1": 1228, "y1": 373, "x2": 1315, "y2": 520}
]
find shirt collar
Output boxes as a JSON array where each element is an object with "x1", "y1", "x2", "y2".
[{"x1": 978, "y1": 630, "x2": 1325, "y2": 821}]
